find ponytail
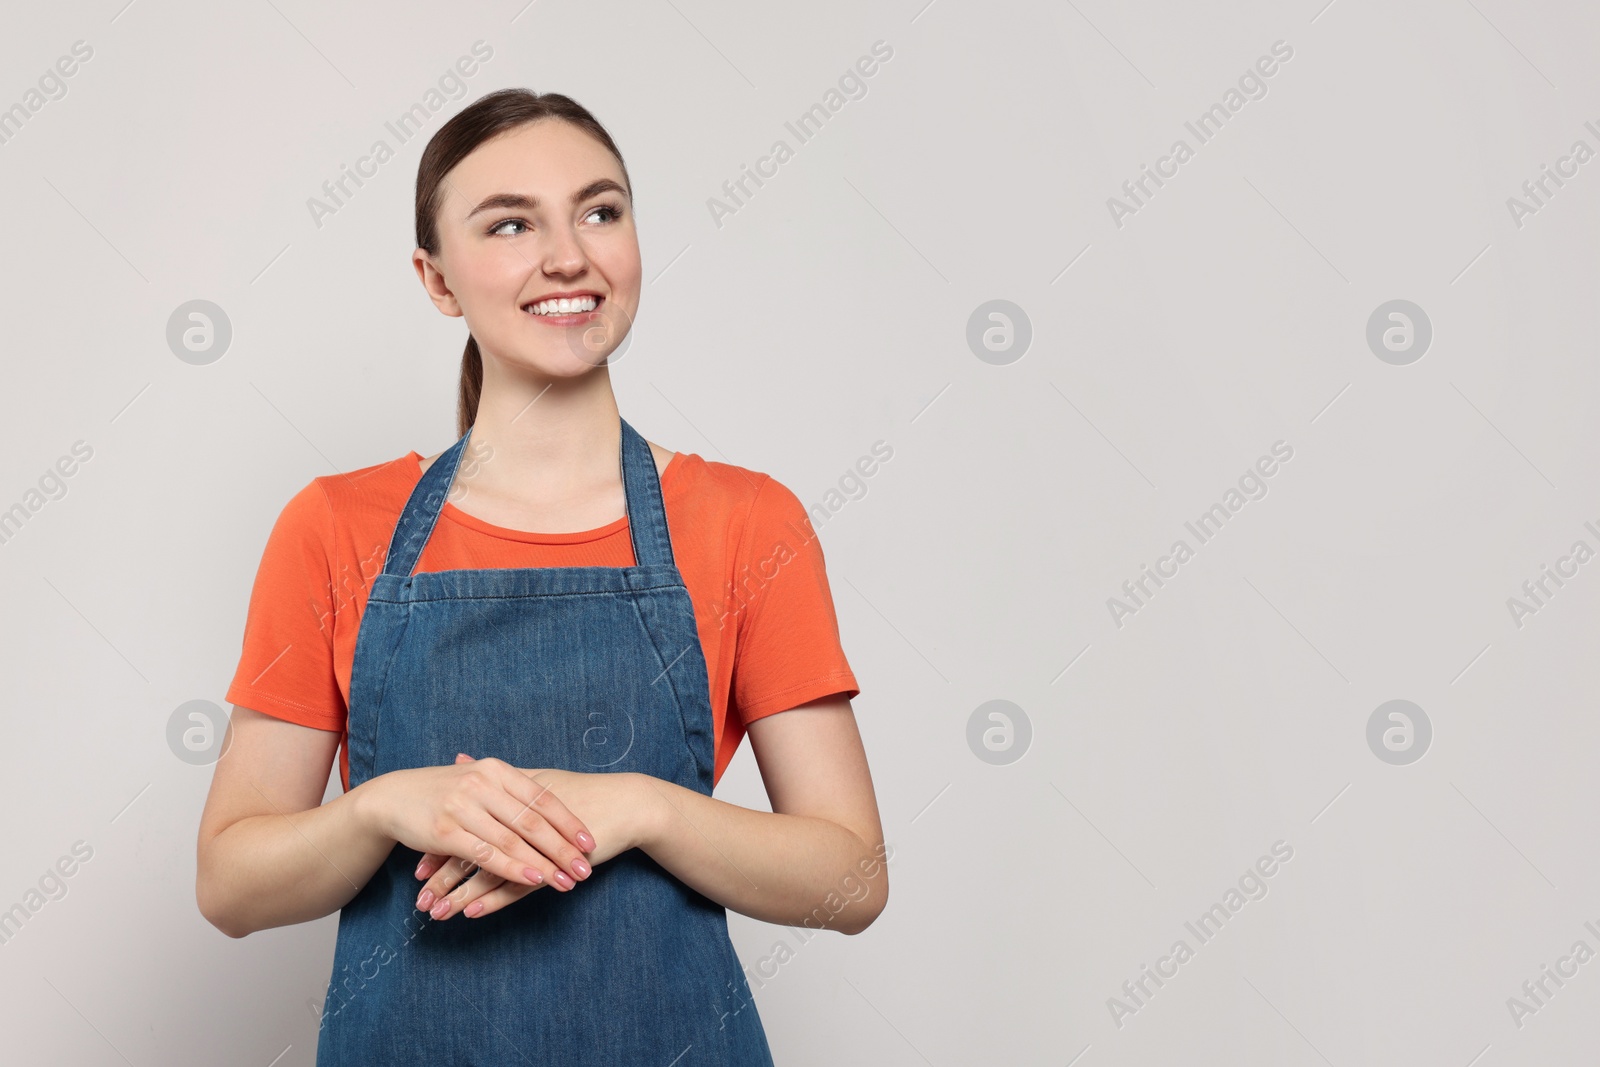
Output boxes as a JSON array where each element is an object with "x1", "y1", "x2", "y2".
[{"x1": 456, "y1": 335, "x2": 483, "y2": 438}]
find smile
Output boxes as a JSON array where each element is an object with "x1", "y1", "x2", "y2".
[{"x1": 522, "y1": 294, "x2": 604, "y2": 321}]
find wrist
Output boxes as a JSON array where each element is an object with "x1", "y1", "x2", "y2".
[
  {"x1": 627, "y1": 772, "x2": 670, "y2": 854},
  {"x1": 349, "y1": 773, "x2": 396, "y2": 845}
]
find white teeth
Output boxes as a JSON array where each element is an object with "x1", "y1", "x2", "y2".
[{"x1": 525, "y1": 296, "x2": 599, "y2": 316}]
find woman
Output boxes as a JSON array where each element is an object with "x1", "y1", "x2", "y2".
[{"x1": 195, "y1": 88, "x2": 888, "y2": 1065}]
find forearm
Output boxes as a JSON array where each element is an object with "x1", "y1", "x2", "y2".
[
  {"x1": 633, "y1": 775, "x2": 889, "y2": 935},
  {"x1": 197, "y1": 782, "x2": 395, "y2": 938}
]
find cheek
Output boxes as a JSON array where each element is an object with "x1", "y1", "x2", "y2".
[
  {"x1": 472, "y1": 248, "x2": 530, "y2": 290},
  {"x1": 587, "y1": 232, "x2": 642, "y2": 286},
  {"x1": 453, "y1": 249, "x2": 529, "y2": 314}
]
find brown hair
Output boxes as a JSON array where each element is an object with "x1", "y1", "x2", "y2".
[{"x1": 413, "y1": 89, "x2": 633, "y2": 436}]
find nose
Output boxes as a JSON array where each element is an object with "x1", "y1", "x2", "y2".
[{"x1": 537, "y1": 221, "x2": 589, "y2": 277}]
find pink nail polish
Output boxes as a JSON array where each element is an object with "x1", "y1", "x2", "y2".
[
  {"x1": 417, "y1": 889, "x2": 434, "y2": 911},
  {"x1": 553, "y1": 870, "x2": 575, "y2": 890},
  {"x1": 524, "y1": 867, "x2": 544, "y2": 884},
  {"x1": 572, "y1": 858, "x2": 591, "y2": 879},
  {"x1": 577, "y1": 831, "x2": 595, "y2": 850},
  {"x1": 465, "y1": 901, "x2": 484, "y2": 918},
  {"x1": 431, "y1": 899, "x2": 451, "y2": 919}
]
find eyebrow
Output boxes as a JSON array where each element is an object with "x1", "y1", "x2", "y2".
[{"x1": 464, "y1": 179, "x2": 629, "y2": 219}]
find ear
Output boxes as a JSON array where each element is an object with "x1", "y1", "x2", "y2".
[{"x1": 413, "y1": 247, "x2": 464, "y2": 318}]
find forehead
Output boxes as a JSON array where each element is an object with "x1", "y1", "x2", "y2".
[{"x1": 443, "y1": 119, "x2": 623, "y2": 199}]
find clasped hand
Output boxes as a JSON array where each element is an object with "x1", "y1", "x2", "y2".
[{"x1": 393, "y1": 753, "x2": 647, "y2": 921}]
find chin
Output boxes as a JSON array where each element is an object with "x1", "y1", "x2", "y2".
[{"x1": 502, "y1": 348, "x2": 614, "y2": 378}]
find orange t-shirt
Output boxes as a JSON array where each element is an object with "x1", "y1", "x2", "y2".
[{"x1": 225, "y1": 446, "x2": 859, "y2": 793}]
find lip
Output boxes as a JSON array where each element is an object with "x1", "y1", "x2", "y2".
[{"x1": 521, "y1": 290, "x2": 605, "y2": 328}]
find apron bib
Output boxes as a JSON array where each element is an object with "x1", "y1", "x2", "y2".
[{"x1": 314, "y1": 417, "x2": 775, "y2": 1066}]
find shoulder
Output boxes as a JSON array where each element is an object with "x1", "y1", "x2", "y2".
[
  {"x1": 669, "y1": 453, "x2": 815, "y2": 550},
  {"x1": 668, "y1": 453, "x2": 797, "y2": 515},
  {"x1": 307, "y1": 453, "x2": 420, "y2": 521},
  {"x1": 262, "y1": 453, "x2": 418, "y2": 563}
]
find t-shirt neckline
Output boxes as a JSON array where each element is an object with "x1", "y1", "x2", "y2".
[{"x1": 404, "y1": 450, "x2": 684, "y2": 546}]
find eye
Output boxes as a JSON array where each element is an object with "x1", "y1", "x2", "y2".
[
  {"x1": 488, "y1": 218, "x2": 528, "y2": 237},
  {"x1": 585, "y1": 203, "x2": 624, "y2": 224}
]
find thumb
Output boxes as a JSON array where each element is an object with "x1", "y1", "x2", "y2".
[{"x1": 456, "y1": 752, "x2": 476, "y2": 763}]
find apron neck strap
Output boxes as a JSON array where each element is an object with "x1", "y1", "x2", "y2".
[{"x1": 382, "y1": 415, "x2": 675, "y2": 577}]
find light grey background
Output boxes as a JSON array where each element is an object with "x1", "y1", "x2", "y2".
[{"x1": 1, "y1": 0, "x2": 1596, "y2": 1064}]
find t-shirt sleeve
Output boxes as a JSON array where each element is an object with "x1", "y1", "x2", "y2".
[
  {"x1": 224, "y1": 479, "x2": 346, "y2": 732},
  {"x1": 728, "y1": 475, "x2": 860, "y2": 723}
]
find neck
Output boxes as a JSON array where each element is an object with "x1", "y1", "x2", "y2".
[{"x1": 462, "y1": 355, "x2": 625, "y2": 498}]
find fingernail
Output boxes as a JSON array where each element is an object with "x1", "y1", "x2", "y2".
[
  {"x1": 431, "y1": 899, "x2": 451, "y2": 919},
  {"x1": 414, "y1": 860, "x2": 429, "y2": 878},
  {"x1": 524, "y1": 867, "x2": 544, "y2": 885},
  {"x1": 572, "y1": 858, "x2": 591, "y2": 879},
  {"x1": 553, "y1": 870, "x2": 575, "y2": 890},
  {"x1": 577, "y1": 831, "x2": 595, "y2": 851},
  {"x1": 416, "y1": 889, "x2": 435, "y2": 911},
  {"x1": 465, "y1": 901, "x2": 484, "y2": 918}
]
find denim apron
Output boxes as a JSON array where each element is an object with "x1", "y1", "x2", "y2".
[{"x1": 315, "y1": 417, "x2": 776, "y2": 1066}]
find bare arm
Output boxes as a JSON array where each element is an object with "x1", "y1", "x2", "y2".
[
  {"x1": 634, "y1": 693, "x2": 889, "y2": 935},
  {"x1": 194, "y1": 706, "x2": 390, "y2": 938},
  {"x1": 195, "y1": 706, "x2": 597, "y2": 938}
]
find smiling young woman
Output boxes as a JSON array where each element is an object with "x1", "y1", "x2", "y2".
[{"x1": 194, "y1": 89, "x2": 887, "y2": 1066}]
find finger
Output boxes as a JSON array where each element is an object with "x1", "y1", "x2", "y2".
[
  {"x1": 457, "y1": 758, "x2": 593, "y2": 884},
  {"x1": 422, "y1": 863, "x2": 498, "y2": 920},
  {"x1": 499, "y1": 764, "x2": 595, "y2": 857},
  {"x1": 457, "y1": 876, "x2": 541, "y2": 920},
  {"x1": 424, "y1": 865, "x2": 524, "y2": 921},
  {"x1": 416, "y1": 853, "x2": 487, "y2": 913},
  {"x1": 506, "y1": 764, "x2": 597, "y2": 854},
  {"x1": 487, "y1": 773, "x2": 593, "y2": 885},
  {"x1": 474, "y1": 797, "x2": 586, "y2": 891},
  {"x1": 443, "y1": 805, "x2": 581, "y2": 893},
  {"x1": 431, "y1": 760, "x2": 566, "y2": 889}
]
